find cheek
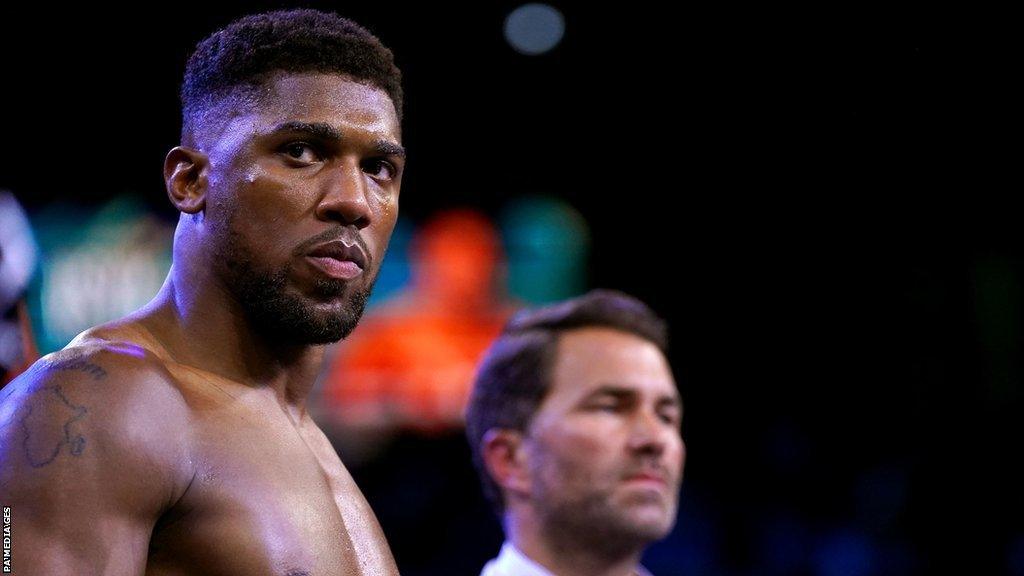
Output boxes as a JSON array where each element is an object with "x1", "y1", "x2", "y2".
[
  {"x1": 210, "y1": 181, "x2": 299, "y2": 259},
  {"x1": 217, "y1": 171, "x2": 312, "y2": 241},
  {"x1": 665, "y1": 435, "x2": 686, "y2": 480},
  {"x1": 239, "y1": 169, "x2": 309, "y2": 216},
  {"x1": 373, "y1": 185, "x2": 398, "y2": 225},
  {"x1": 366, "y1": 206, "x2": 399, "y2": 270},
  {"x1": 674, "y1": 436, "x2": 686, "y2": 462},
  {"x1": 538, "y1": 425, "x2": 622, "y2": 483}
]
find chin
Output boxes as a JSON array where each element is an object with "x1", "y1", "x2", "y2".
[
  {"x1": 620, "y1": 510, "x2": 676, "y2": 542},
  {"x1": 249, "y1": 287, "x2": 369, "y2": 345},
  {"x1": 297, "y1": 301, "x2": 364, "y2": 343},
  {"x1": 614, "y1": 496, "x2": 678, "y2": 540}
]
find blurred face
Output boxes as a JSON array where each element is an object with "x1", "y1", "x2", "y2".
[
  {"x1": 202, "y1": 73, "x2": 404, "y2": 344},
  {"x1": 523, "y1": 327, "x2": 685, "y2": 548}
]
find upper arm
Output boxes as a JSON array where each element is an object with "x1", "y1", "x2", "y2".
[{"x1": 0, "y1": 347, "x2": 190, "y2": 575}]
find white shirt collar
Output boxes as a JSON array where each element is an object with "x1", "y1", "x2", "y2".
[
  {"x1": 481, "y1": 542, "x2": 554, "y2": 576},
  {"x1": 480, "y1": 541, "x2": 654, "y2": 576}
]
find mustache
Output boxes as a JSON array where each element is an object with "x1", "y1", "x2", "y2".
[
  {"x1": 292, "y1": 226, "x2": 372, "y2": 270},
  {"x1": 622, "y1": 463, "x2": 677, "y2": 485}
]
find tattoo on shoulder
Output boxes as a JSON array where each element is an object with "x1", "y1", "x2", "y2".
[
  {"x1": 47, "y1": 356, "x2": 108, "y2": 381},
  {"x1": 19, "y1": 385, "x2": 88, "y2": 468}
]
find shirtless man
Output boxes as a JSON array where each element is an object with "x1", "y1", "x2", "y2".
[{"x1": 0, "y1": 9, "x2": 405, "y2": 575}]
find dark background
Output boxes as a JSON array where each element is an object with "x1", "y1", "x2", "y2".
[{"x1": 2, "y1": 3, "x2": 1019, "y2": 574}]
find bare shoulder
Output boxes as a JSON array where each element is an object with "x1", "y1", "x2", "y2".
[
  {"x1": 1, "y1": 333, "x2": 190, "y2": 429},
  {"x1": 0, "y1": 334, "x2": 193, "y2": 511}
]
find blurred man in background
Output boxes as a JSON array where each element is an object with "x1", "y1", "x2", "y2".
[
  {"x1": 466, "y1": 289, "x2": 685, "y2": 576},
  {"x1": 1, "y1": 9, "x2": 405, "y2": 574}
]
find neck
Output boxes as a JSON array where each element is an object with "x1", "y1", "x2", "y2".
[
  {"x1": 133, "y1": 265, "x2": 324, "y2": 410},
  {"x1": 505, "y1": 510, "x2": 645, "y2": 576}
]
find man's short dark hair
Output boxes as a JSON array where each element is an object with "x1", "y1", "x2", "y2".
[
  {"x1": 465, "y1": 289, "x2": 669, "y2": 516},
  {"x1": 181, "y1": 8, "x2": 403, "y2": 145}
]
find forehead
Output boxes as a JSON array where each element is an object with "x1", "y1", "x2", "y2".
[
  {"x1": 250, "y1": 72, "x2": 400, "y2": 140},
  {"x1": 546, "y1": 327, "x2": 678, "y2": 404}
]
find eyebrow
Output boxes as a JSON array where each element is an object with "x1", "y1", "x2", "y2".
[
  {"x1": 374, "y1": 140, "x2": 407, "y2": 159},
  {"x1": 586, "y1": 385, "x2": 682, "y2": 408},
  {"x1": 269, "y1": 121, "x2": 406, "y2": 158}
]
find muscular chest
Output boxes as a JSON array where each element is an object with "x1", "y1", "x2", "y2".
[{"x1": 147, "y1": 408, "x2": 391, "y2": 576}]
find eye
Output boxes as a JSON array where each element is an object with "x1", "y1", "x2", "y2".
[
  {"x1": 658, "y1": 409, "x2": 681, "y2": 427},
  {"x1": 362, "y1": 158, "x2": 397, "y2": 181},
  {"x1": 281, "y1": 142, "x2": 320, "y2": 164},
  {"x1": 590, "y1": 400, "x2": 622, "y2": 413}
]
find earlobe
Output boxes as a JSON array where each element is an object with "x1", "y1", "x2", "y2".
[
  {"x1": 164, "y1": 146, "x2": 209, "y2": 215},
  {"x1": 482, "y1": 429, "x2": 532, "y2": 497}
]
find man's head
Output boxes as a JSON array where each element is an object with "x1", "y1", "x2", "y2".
[
  {"x1": 165, "y1": 9, "x2": 405, "y2": 345},
  {"x1": 466, "y1": 290, "x2": 685, "y2": 553}
]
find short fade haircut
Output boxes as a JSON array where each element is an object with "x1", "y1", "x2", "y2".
[
  {"x1": 180, "y1": 8, "x2": 403, "y2": 145},
  {"x1": 465, "y1": 289, "x2": 669, "y2": 516}
]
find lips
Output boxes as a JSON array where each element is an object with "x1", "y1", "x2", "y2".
[
  {"x1": 307, "y1": 240, "x2": 367, "y2": 268},
  {"x1": 623, "y1": 468, "x2": 670, "y2": 486},
  {"x1": 305, "y1": 239, "x2": 367, "y2": 280}
]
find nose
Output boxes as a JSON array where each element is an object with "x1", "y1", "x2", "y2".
[
  {"x1": 627, "y1": 409, "x2": 672, "y2": 457},
  {"x1": 315, "y1": 158, "x2": 372, "y2": 229}
]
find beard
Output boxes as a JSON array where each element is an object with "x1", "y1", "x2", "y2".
[
  {"x1": 214, "y1": 227, "x2": 375, "y2": 345},
  {"x1": 533, "y1": 467, "x2": 680, "y2": 556}
]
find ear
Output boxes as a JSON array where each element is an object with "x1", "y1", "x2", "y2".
[
  {"x1": 482, "y1": 428, "x2": 532, "y2": 498},
  {"x1": 163, "y1": 146, "x2": 209, "y2": 215}
]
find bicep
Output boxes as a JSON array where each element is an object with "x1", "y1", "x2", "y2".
[
  {"x1": 1, "y1": 373, "x2": 177, "y2": 575},
  {"x1": 3, "y1": 511, "x2": 150, "y2": 575}
]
